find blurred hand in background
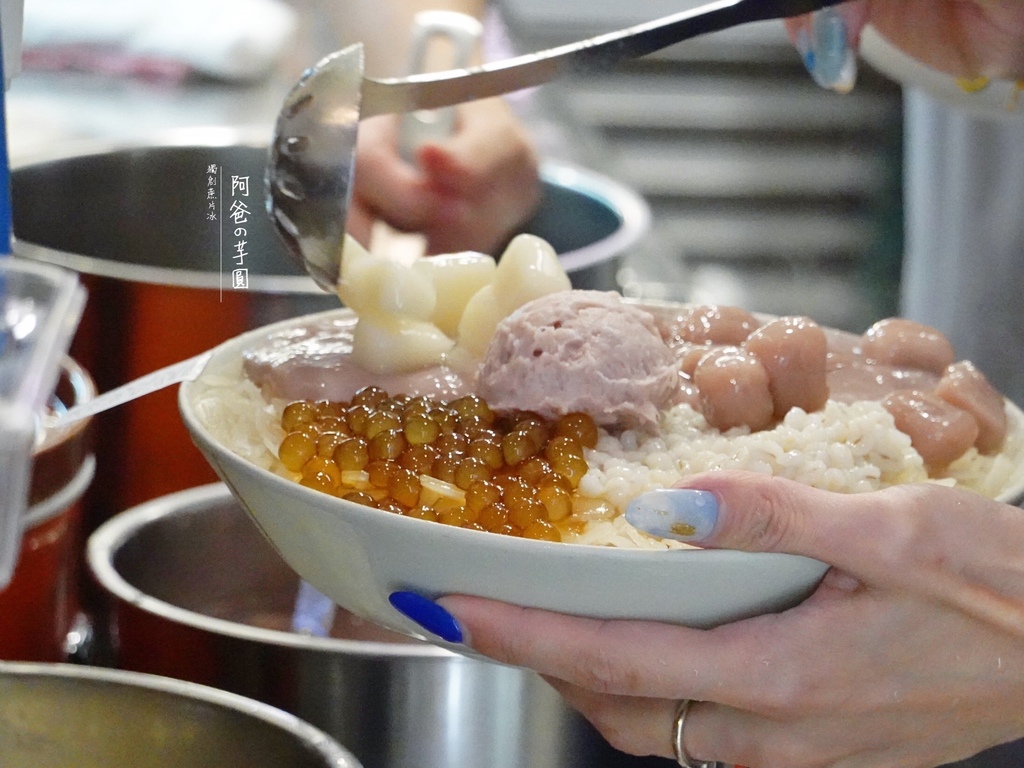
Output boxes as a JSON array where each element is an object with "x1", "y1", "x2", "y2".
[{"x1": 333, "y1": 0, "x2": 541, "y2": 256}]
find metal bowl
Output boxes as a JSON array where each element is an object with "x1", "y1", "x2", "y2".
[
  {"x1": 0, "y1": 661, "x2": 361, "y2": 767},
  {"x1": 87, "y1": 483, "x2": 607, "y2": 768},
  {"x1": 11, "y1": 136, "x2": 649, "y2": 298}
]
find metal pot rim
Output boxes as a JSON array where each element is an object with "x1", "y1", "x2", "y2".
[
  {"x1": 0, "y1": 659, "x2": 360, "y2": 767},
  {"x1": 23, "y1": 455, "x2": 95, "y2": 529},
  {"x1": 539, "y1": 161, "x2": 651, "y2": 274},
  {"x1": 87, "y1": 482, "x2": 463, "y2": 660},
  {"x1": 12, "y1": 126, "x2": 649, "y2": 292},
  {"x1": 11, "y1": 126, "x2": 322, "y2": 294},
  {"x1": 34, "y1": 356, "x2": 97, "y2": 453}
]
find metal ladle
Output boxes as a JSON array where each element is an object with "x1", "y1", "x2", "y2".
[{"x1": 266, "y1": 0, "x2": 845, "y2": 292}]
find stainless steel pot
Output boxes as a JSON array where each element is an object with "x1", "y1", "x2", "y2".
[
  {"x1": 86, "y1": 483, "x2": 611, "y2": 768},
  {"x1": 11, "y1": 135, "x2": 649, "y2": 297},
  {"x1": 10, "y1": 134, "x2": 650, "y2": 522},
  {"x1": 0, "y1": 660, "x2": 361, "y2": 767}
]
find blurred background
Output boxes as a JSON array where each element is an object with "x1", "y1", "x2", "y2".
[
  {"x1": 2, "y1": 0, "x2": 1022, "y2": 766},
  {"x1": 6, "y1": 0, "x2": 906, "y2": 335},
  {"x1": 503, "y1": 0, "x2": 904, "y2": 334}
]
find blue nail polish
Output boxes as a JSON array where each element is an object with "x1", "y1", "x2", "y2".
[
  {"x1": 389, "y1": 591, "x2": 464, "y2": 643},
  {"x1": 625, "y1": 489, "x2": 718, "y2": 542},
  {"x1": 802, "y1": 9, "x2": 858, "y2": 93}
]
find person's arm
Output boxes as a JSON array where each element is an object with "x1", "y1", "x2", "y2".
[
  {"x1": 437, "y1": 473, "x2": 1024, "y2": 766},
  {"x1": 865, "y1": 0, "x2": 1024, "y2": 80},
  {"x1": 399, "y1": 5, "x2": 1024, "y2": 765},
  {"x1": 316, "y1": 0, "x2": 541, "y2": 257},
  {"x1": 786, "y1": 0, "x2": 1024, "y2": 87},
  {"x1": 348, "y1": 95, "x2": 541, "y2": 257}
]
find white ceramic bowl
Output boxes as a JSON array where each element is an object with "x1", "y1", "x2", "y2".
[{"x1": 179, "y1": 310, "x2": 1024, "y2": 647}]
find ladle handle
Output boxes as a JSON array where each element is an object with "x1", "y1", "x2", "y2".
[
  {"x1": 360, "y1": 0, "x2": 847, "y2": 117},
  {"x1": 49, "y1": 351, "x2": 212, "y2": 429}
]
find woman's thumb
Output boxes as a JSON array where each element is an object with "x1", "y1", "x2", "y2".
[{"x1": 625, "y1": 470, "x2": 881, "y2": 564}]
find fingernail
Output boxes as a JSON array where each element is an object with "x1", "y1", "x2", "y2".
[
  {"x1": 955, "y1": 76, "x2": 990, "y2": 94},
  {"x1": 798, "y1": 8, "x2": 858, "y2": 93},
  {"x1": 291, "y1": 580, "x2": 336, "y2": 637},
  {"x1": 389, "y1": 591, "x2": 464, "y2": 643},
  {"x1": 625, "y1": 489, "x2": 719, "y2": 542}
]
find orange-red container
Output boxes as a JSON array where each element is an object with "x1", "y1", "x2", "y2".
[
  {"x1": 0, "y1": 357, "x2": 96, "y2": 661},
  {"x1": 12, "y1": 140, "x2": 337, "y2": 531}
]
